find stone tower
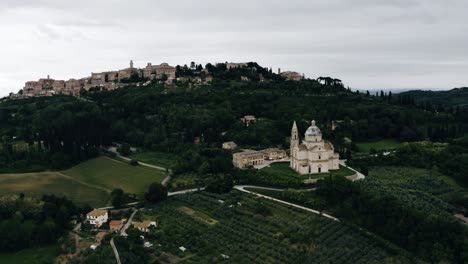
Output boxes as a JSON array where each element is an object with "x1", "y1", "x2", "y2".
[
  {"x1": 290, "y1": 121, "x2": 299, "y2": 167},
  {"x1": 130, "y1": 60, "x2": 134, "y2": 69}
]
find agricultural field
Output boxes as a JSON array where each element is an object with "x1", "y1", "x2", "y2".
[
  {"x1": 0, "y1": 156, "x2": 166, "y2": 207},
  {"x1": 129, "y1": 150, "x2": 178, "y2": 169},
  {"x1": 356, "y1": 139, "x2": 400, "y2": 153},
  {"x1": 250, "y1": 162, "x2": 355, "y2": 188},
  {"x1": 62, "y1": 156, "x2": 167, "y2": 196},
  {"x1": 368, "y1": 166, "x2": 468, "y2": 209},
  {"x1": 0, "y1": 245, "x2": 58, "y2": 264},
  {"x1": 0, "y1": 171, "x2": 109, "y2": 207},
  {"x1": 138, "y1": 191, "x2": 416, "y2": 263}
]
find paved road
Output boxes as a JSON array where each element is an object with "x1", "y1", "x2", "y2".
[
  {"x1": 234, "y1": 185, "x2": 339, "y2": 222},
  {"x1": 121, "y1": 209, "x2": 138, "y2": 236},
  {"x1": 168, "y1": 188, "x2": 205, "y2": 196},
  {"x1": 107, "y1": 146, "x2": 172, "y2": 186},
  {"x1": 254, "y1": 158, "x2": 291, "y2": 169},
  {"x1": 339, "y1": 160, "x2": 366, "y2": 181},
  {"x1": 110, "y1": 238, "x2": 121, "y2": 264},
  {"x1": 107, "y1": 146, "x2": 167, "y2": 171}
]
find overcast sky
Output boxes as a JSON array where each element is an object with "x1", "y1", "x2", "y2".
[{"x1": 1, "y1": 0, "x2": 467, "y2": 96}]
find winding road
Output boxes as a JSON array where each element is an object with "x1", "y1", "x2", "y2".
[
  {"x1": 107, "y1": 146, "x2": 172, "y2": 186},
  {"x1": 234, "y1": 185, "x2": 339, "y2": 221},
  {"x1": 110, "y1": 238, "x2": 121, "y2": 264}
]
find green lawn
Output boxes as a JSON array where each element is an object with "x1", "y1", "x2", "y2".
[
  {"x1": 0, "y1": 245, "x2": 58, "y2": 264},
  {"x1": 0, "y1": 171, "x2": 109, "y2": 207},
  {"x1": 251, "y1": 162, "x2": 355, "y2": 188},
  {"x1": 62, "y1": 156, "x2": 167, "y2": 196},
  {"x1": 129, "y1": 150, "x2": 178, "y2": 169},
  {"x1": 356, "y1": 139, "x2": 400, "y2": 153},
  {"x1": 262, "y1": 162, "x2": 354, "y2": 179}
]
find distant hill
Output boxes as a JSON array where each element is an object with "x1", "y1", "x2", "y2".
[{"x1": 399, "y1": 87, "x2": 468, "y2": 109}]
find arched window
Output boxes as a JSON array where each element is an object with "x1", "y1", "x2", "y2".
[{"x1": 319, "y1": 155, "x2": 321, "y2": 160}]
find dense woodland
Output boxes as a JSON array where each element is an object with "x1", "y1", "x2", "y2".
[
  {"x1": 0, "y1": 194, "x2": 84, "y2": 252},
  {"x1": 1, "y1": 62, "x2": 468, "y2": 262}
]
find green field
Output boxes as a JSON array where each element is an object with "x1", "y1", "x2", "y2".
[
  {"x1": 356, "y1": 139, "x2": 400, "y2": 153},
  {"x1": 368, "y1": 166, "x2": 468, "y2": 200},
  {"x1": 0, "y1": 156, "x2": 166, "y2": 207},
  {"x1": 129, "y1": 150, "x2": 177, "y2": 169},
  {"x1": 137, "y1": 191, "x2": 414, "y2": 263},
  {"x1": 0, "y1": 245, "x2": 58, "y2": 264},
  {"x1": 62, "y1": 156, "x2": 167, "y2": 195},
  {"x1": 0, "y1": 171, "x2": 109, "y2": 207}
]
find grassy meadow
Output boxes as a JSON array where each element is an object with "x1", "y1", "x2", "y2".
[
  {"x1": 0, "y1": 245, "x2": 58, "y2": 264},
  {"x1": 356, "y1": 139, "x2": 400, "y2": 153},
  {"x1": 0, "y1": 171, "x2": 109, "y2": 207},
  {"x1": 62, "y1": 156, "x2": 166, "y2": 195},
  {"x1": 0, "y1": 156, "x2": 166, "y2": 207},
  {"x1": 129, "y1": 150, "x2": 178, "y2": 169}
]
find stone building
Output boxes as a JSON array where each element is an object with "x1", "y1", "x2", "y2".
[
  {"x1": 222, "y1": 141, "x2": 238, "y2": 150},
  {"x1": 280, "y1": 71, "x2": 304, "y2": 81},
  {"x1": 290, "y1": 120, "x2": 339, "y2": 174},
  {"x1": 20, "y1": 61, "x2": 175, "y2": 97},
  {"x1": 233, "y1": 149, "x2": 265, "y2": 168},
  {"x1": 262, "y1": 148, "x2": 287, "y2": 160},
  {"x1": 226, "y1": 62, "x2": 248, "y2": 69},
  {"x1": 117, "y1": 60, "x2": 139, "y2": 81},
  {"x1": 65, "y1": 79, "x2": 84, "y2": 95},
  {"x1": 132, "y1": 221, "x2": 157, "y2": 233},
  {"x1": 143, "y1": 62, "x2": 176, "y2": 80},
  {"x1": 241, "y1": 115, "x2": 256, "y2": 126},
  {"x1": 86, "y1": 209, "x2": 108, "y2": 228}
]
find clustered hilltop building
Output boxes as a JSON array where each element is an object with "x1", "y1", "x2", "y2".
[
  {"x1": 13, "y1": 61, "x2": 305, "y2": 98},
  {"x1": 20, "y1": 60, "x2": 177, "y2": 97}
]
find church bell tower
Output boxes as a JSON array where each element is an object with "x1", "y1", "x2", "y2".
[{"x1": 290, "y1": 121, "x2": 299, "y2": 167}]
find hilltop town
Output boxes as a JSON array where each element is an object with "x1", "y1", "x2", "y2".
[{"x1": 11, "y1": 61, "x2": 306, "y2": 98}]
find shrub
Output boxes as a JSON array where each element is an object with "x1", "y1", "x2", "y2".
[{"x1": 117, "y1": 143, "x2": 131, "y2": 156}]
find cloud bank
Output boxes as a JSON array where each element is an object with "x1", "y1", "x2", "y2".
[{"x1": 0, "y1": 0, "x2": 467, "y2": 96}]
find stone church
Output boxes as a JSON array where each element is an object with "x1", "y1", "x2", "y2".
[{"x1": 290, "y1": 120, "x2": 340, "y2": 174}]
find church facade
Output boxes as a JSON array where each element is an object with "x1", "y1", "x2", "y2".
[{"x1": 290, "y1": 120, "x2": 340, "y2": 174}]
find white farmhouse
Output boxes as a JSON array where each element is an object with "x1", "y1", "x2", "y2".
[
  {"x1": 290, "y1": 120, "x2": 340, "y2": 174},
  {"x1": 86, "y1": 209, "x2": 108, "y2": 228}
]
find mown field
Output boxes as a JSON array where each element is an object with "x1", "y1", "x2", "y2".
[
  {"x1": 0, "y1": 156, "x2": 166, "y2": 207},
  {"x1": 62, "y1": 156, "x2": 166, "y2": 195},
  {"x1": 0, "y1": 171, "x2": 109, "y2": 207},
  {"x1": 356, "y1": 139, "x2": 400, "y2": 153},
  {"x1": 0, "y1": 245, "x2": 58, "y2": 264},
  {"x1": 136, "y1": 191, "x2": 415, "y2": 263},
  {"x1": 129, "y1": 150, "x2": 178, "y2": 169}
]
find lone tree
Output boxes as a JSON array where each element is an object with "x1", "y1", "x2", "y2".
[
  {"x1": 205, "y1": 174, "x2": 234, "y2": 194},
  {"x1": 144, "y1": 183, "x2": 168, "y2": 204},
  {"x1": 111, "y1": 188, "x2": 125, "y2": 208}
]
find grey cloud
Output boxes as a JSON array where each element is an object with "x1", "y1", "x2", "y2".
[{"x1": 0, "y1": 0, "x2": 467, "y2": 96}]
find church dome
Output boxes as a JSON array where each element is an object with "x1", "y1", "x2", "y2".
[{"x1": 305, "y1": 120, "x2": 321, "y2": 136}]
